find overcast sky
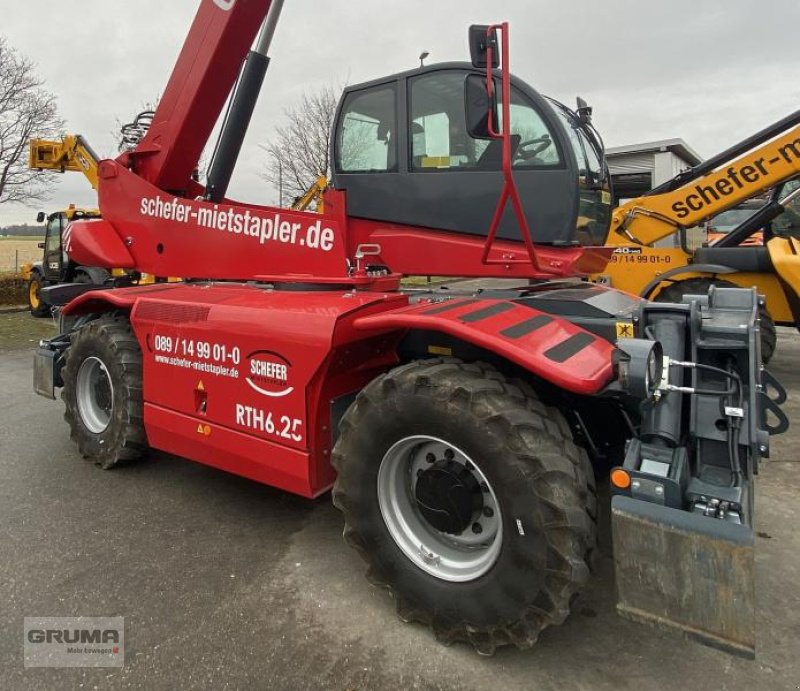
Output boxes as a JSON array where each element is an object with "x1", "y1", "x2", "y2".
[{"x1": 1, "y1": 0, "x2": 798, "y2": 225}]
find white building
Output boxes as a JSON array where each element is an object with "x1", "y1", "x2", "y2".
[{"x1": 606, "y1": 139, "x2": 703, "y2": 205}]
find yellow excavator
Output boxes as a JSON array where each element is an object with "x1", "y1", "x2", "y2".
[
  {"x1": 592, "y1": 110, "x2": 800, "y2": 361},
  {"x1": 25, "y1": 136, "x2": 103, "y2": 315}
]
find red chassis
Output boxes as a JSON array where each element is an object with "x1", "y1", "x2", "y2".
[{"x1": 62, "y1": 282, "x2": 616, "y2": 498}]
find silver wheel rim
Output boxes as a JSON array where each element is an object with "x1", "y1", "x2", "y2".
[
  {"x1": 76, "y1": 356, "x2": 114, "y2": 434},
  {"x1": 377, "y1": 435, "x2": 502, "y2": 583}
]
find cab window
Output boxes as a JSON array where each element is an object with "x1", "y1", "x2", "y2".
[
  {"x1": 45, "y1": 216, "x2": 61, "y2": 253},
  {"x1": 336, "y1": 86, "x2": 397, "y2": 173},
  {"x1": 773, "y1": 178, "x2": 800, "y2": 238},
  {"x1": 409, "y1": 71, "x2": 561, "y2": 171},
  {"x1": 504, "y1": 90, "x2": 561, "y2": 168}
]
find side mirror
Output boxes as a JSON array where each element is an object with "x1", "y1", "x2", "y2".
[
  {"x1": 576, "y1": 97, "x2": 593, "y2": 125},
  {"x1": 469, "y1": 25, "x2": 499, "y2": 69},
  {"x1": 36, "y1": 211, "x2": 45, "y2": 223},
  {"x1": 37, "y1": 242, "x2": 45, "y2": 249},
  {"x1": 465, "y1": 74, "x2": 498, "y2": 139}
]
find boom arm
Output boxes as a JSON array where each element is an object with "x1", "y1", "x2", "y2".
[
  {"x1": 29, "y1": 135, "x2": 100, "y2": 190},
  {"x1": 126, "y1": 0, "x2": 274, "y2": 194},
  {"x1": 608, "y1": 111, "x2": 800, "y2": 246}
]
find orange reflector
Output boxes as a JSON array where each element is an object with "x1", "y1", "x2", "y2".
[{"x1": 610, "y1": 468, "x2": 631, "y2": 489}]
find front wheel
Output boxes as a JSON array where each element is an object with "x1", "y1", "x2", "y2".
[
  {"x1": 62, "y1": 314, "x2": 148, "y2": 468},
  {"x1": 28, "y1": 273, "x2": 50, "y2": 317},
  {"x1": 332, "y1": 359, "x2": 596, "y2": 654}
]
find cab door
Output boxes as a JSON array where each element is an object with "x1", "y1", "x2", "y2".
[{"x1": 42, "y1": 214, "x2": 64, "y2": 281}]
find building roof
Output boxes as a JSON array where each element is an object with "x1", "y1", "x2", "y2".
[{"x1": 605, "y1": 138, "x2": 703, "y2": 166}]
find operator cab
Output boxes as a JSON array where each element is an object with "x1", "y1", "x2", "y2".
[
  {"x1": 331, "y1": 62, "x2": 611, "y2": 247},
  {"x1": 36, "y1": 209, "x2": 100, "y2": 282}
]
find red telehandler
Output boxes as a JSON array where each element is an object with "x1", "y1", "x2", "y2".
[{"x1": 33, "y1": 0, "x2": 788, "y2": 657}]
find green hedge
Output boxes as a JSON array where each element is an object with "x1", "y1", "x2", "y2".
[{"x1": 0, "y1": 273, "x2": 27, "y2": 306}]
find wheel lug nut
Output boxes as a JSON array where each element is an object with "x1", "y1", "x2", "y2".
[
  {"x1": 444, "y1": 449, "x2": 455, "y2": 460},
  {"x1": 472, "y1": 522, "x2": 483, "y2": 534},
  {"x1": 483, "y1": 507, "x2": 494, "y2": 518},
  {"x1": 425, "y1": 453, "x2": 436, "y2": 464},
  {"x1": 416, "y1": 469, "x2": 424, "y2": 477},
  {"x1": 464, "y1": 461, "x2": 473, "y2": 471},
  {"x1": 481, "y1": 482, "x2": 489, "y2": 493}
]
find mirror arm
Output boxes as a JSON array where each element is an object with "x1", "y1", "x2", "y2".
[{"x1": 479, "y1": 23, "x2": 558, "y2": 275}]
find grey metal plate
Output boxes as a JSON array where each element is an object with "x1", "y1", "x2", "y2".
[{"x1": 611, "y1": 495, "x2": 755, "y2": 658}]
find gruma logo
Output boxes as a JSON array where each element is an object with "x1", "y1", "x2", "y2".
[
  {"x1": 24, "y1": 617, "x2": 124, "y2": 668},
  {"x1": 213, "y1": 0, "x2": 236, "y2": 10},
  {"x1": 246, "y1": 350, "x2": 293, "y2": 398}
]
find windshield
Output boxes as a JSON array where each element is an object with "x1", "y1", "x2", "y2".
[{"x1": 708, "y1": 203, "x2": 767, "y2": 233}]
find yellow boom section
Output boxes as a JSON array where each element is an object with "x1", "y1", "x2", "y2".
[
  {"x1": 29, "y1": 135, "x2": 100, "y2": 190},
  {"x1": 290, "y1": 174, "x2": 327, "y2": 213},
  {"x1": 608, "y1": 124, "x2": 800, "y2": 247}
]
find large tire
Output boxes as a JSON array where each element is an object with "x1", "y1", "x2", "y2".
[
  {"x1": 28, "y1": 273, "x2": 50, "y2": 317},
  {"x1": 655, "y1": 278, "x2": 777, "y2": 363},
  {"x1": 62, "y1": 314, "x2": 148, "y2": 469},
  {"x1": 332, "y1": 359, "x2": 596, "y2": 655},
  {"x1": 74, "y1": 267, "x2": 110, "y2": 285}
]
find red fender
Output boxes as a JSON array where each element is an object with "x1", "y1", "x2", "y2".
[{"x1": 353, "y1": 298, "x2": 616, "y2": 395}]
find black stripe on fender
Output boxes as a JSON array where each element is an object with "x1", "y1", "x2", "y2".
[
  {"x1": 544, "y1": 332, "x2": 596, "y2": 362},
  {"x1": 423, "y1": 299, "x2": 480, "y2": 315},
  {"x1": 500, "y1": 314, "x2": 554, "y2": 339},
  {"x1": 458, "y1": 302, "x2": 515, "y2": 323}
]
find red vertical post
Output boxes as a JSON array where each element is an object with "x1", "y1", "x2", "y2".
[{"x1": 480, "y1": 23, "x2": 551, "y2": 273}]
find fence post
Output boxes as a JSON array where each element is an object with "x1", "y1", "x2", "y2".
[{"x1": 15, "y1": 249, "x2": 19, "y2": 272}]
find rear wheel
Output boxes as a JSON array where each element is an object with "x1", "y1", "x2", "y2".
[
  {"x1": 332, "y1": 359, "x2": 596, "y2": 654},
  {"x1": 62, "y1": 314, "x2": 148, "y2": 468},
  {"x1": 655, "y1": 278, "x2": 777, "y2": 363},
  {"x1": 74, "y1": 267, "x2": 110, "y2": 285},
  {"x1": 28, "y1": 273, "x2": 49, "y2": 317}
]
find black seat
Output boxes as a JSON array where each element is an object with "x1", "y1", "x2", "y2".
[{"x1": 693, "y1": 246, "x2": 774, "y2": 273}]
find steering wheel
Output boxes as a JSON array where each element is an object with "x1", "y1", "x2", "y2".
[{"x1": 515, "y1": 135, "x2": 552, "y2": 162}]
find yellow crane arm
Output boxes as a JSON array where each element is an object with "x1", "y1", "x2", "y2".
[
  {"x1": 290, "y1": 174, "x2": 328, "y2": 213},
  {"x1": 29, "y1": 135, "x2": 100, "y2": 190},
  {"x1": 608, "y1": 123, "x2": 800, "y2": 246}
]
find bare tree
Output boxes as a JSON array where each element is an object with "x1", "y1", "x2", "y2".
[
  {"x1": 0, "y1": 36, "x2": 63, "y2": 205},
  {"x1": 260, "y1": 85, "x2": 339, "y2": 206}
]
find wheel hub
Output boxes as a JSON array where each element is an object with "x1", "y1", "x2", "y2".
[
  {"x1": 415, "y1": 459, "x2": 482, "y2": 534},
  {"x1": 377, "y1": 436, "x2": 502, "y2": 582},
  {"x1": 76, "y1": 356, "x2": 114, "y2": 434}
]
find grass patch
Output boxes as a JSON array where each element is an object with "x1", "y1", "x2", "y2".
[{"x1": 0, "y1": 311, "x2": 56, "y2": 350}]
